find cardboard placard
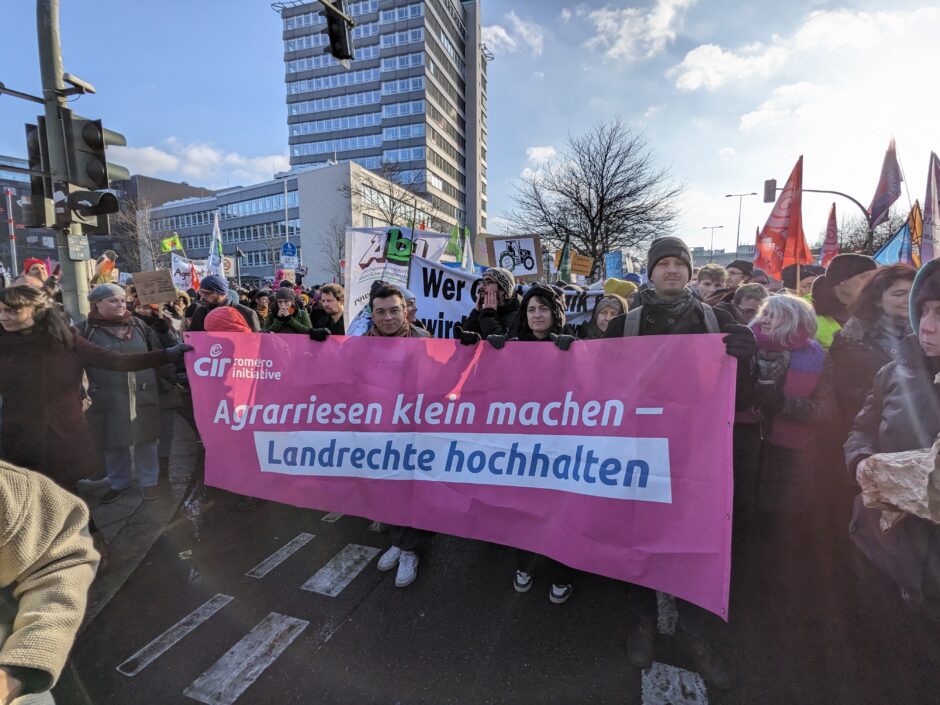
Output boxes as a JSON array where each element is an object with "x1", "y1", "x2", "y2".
[
  {"x1": 485, "y1": 235, "x2": 544, "y2": 281},
  {"x1": 132, "y1": 270, "x2": 178, "y2": 305},
  {"x1": 554, "y1": 250, "x2": 594, "y2": 276}
]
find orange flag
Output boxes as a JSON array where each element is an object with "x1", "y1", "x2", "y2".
[{"x1": 754, "y1": 156, "x2": 813, "y2": 278}]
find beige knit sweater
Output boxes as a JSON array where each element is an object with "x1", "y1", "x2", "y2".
[{"x1": 0, "y1": 462, "x2": 99, "y2": 692}]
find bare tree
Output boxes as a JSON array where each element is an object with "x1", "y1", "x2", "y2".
[
  {"x1": 813, "y1": 207, "x2": 908, "y2": 254},
  {"x1": 110, "y1": 196, "x2": 169, "y2": 273},
  {"x1": 319, "y1": 217, "x2": 346, "y2": 282},
  {"x1": 507, "y1": 118, "x2": 682, "y2": 275}
]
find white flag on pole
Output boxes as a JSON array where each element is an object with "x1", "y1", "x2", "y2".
[{"x1": 206, "y1": 212, "x2": 225, "y2": 277}]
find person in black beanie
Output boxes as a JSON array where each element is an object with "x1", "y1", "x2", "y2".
[
  {"x1": 188, "y1": 275, "x2": 261, "y2": 332},
  {"x1": 604, "y1": 235, "x2": 757, "y2": 691}
]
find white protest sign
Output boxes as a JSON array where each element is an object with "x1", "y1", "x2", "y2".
[
  {"x1": 408, "y1": 256, "x2": 605, "y2": 338},
  {"x1": 171, "y1": 252, "x2": 210, "y2": 291},
  {"x1": 344, "y1": 226, "x2": 450, "y2": 329}
]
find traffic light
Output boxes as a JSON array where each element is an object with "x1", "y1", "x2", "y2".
[
  {"x1": 23, "y1": 119, "x2": 54, "y2": 227},
  {"x1": 62, "y1": 109, "x2": 129, "y2": 190},
  {"x1": 323, "y1": 0, "x2": 355, "y2": 61},
  {"x1": 763, "y1": 179, "x2": 777, "y2": 203}
]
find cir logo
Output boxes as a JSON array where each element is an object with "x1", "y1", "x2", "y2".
[
  {"x1": 209, "y1": 344, "x2": 223, "y2": 358},
  {"x1": 194, "y1": 345, "x2": 232, "y2": 378}
]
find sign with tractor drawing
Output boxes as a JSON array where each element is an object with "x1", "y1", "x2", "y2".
[{"x1": 485, "y1": 235, "x2": 544, "y2": 281}]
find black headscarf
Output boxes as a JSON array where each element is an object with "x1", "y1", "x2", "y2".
[{"x1": 516, "y1": 284, "x2": 566, "y2": 341}]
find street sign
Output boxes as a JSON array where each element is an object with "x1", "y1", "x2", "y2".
[
  {"x1": 222, "y1": 256, "x2": 236, "y2": 276},
  {"x1": 67, "y1": 233, "x2": 90, "y2": 261},
  {"x1": 280, "y1": 255, "x2": 299, "y2": 270},
  {"x1": 281, "y1": 242, "x2": 297, "y2": 258}
]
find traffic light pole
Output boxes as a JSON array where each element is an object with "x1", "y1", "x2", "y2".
[
  {"x1": 37, "y1": 0, "x2": 89, "y2": 319},
  {"x1": 4, "y1": 188, "x2": 18, "y2": 274}
]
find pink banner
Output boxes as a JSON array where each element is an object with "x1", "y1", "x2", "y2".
[{"x1": 184, "y1": 333, "x2": 736, "y2": 617}]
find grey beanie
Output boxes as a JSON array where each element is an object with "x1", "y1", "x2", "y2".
[
  {"x1": 87, "y1": 283, "x2": 125, "y2": 303},
  {"x1": 400, "y1": 287, "x2": 417, "y2": 302},
  {"x1": 483, "y1": 267, "x2": 516, "y2": 299}
]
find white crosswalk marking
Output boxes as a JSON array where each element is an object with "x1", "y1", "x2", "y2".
[
  {"x1": 656, "y1": 592, "x2": 678, "y2": 636},
  {"x1": 641, "y1": 662, "x2": 708, "y2": 705},
  {"x1": 183, "y1": 612, "x2": 308, "y2": 705},
  {"x1": 321, "y1": 512, "x2": 343, "y2": 523},
  {"x1": 245, "y1": 533, "x2": 315, "y2": 578},
  {"x1": 301, "y1": 544, "x2": 380, "y2": 597},
  {"x1": 117, "y1": 594, "x2": 235, "y2": 676}
]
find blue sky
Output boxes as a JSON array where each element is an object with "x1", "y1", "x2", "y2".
[{"x1": 2, "y1": 0, "x2": 938, "y2": 253}]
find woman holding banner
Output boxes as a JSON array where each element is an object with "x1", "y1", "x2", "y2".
[{"x1": 483, "y1": 283, "x2": 579, "y2": 604}]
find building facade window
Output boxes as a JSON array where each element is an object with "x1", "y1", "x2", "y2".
[
  {"x1": 382, "y1": 123, "x2": 426, "y2": 141},
  {"x1": 290, "y1": 111, "x2": 382, "y2": 137},
  {"x1": 381, "y1": 99, "x2": 425, "y2": 118},
  {"x1": 380, "y1": 27, "x2": 424, "y2": 48},
  {"x1": 286, "y1": 44, "x2": 381, "y2": 73},
  {"x1": 379, "y1": 3, "x2": 424, "y2": 23},
  {"x1": 380, "y1": 52, "x2": 425, "y2": 72},
  {"x1": 382, "y1": 146, "x2": 425, "y2": 163},
  {"x1": 288, "y1": 68, "x2": 381, "y2": 95},
  {"x1": 291, "y1": 133, "x2": 384, "y2": 157},
  {"x1": 381, "y1": 76, "x2": 424, "y2": 95},
  {"x1": 289, "y1": 89, "x2": 381, "y2": 116}
]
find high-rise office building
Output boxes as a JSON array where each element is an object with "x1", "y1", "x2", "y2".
[{"x1": 274, "y1": 0, "x2": 488, "y2": 240}]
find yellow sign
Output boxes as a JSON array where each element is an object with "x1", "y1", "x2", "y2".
[{"x1": 554, "y1": 250, "x2": 594, "y2": 276}]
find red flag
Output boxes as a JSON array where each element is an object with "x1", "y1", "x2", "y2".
[
  {"x1": 754, "y1": 155, "x2": 812, "y2": 278},
  {"x1": 190, "y1": 263, "x2": 200, "y2": 291},
  {"x1": 867, "y1": 137, "x2": 903, "y2": 229},
  {"x1": 820, "y1": 203, "x2": 839, "y2": 267}
]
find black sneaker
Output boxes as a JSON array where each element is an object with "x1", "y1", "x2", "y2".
[
  {"x1": 627, "y1": 620, "x2": 656, "y2": 669},
  {"x1": 100, "y1": 487, "x2": 130, "y2": 504},
  {"x1": 676, "y1": 629, "x2": 732, "y2": 691},
  {"x1": 549, "y1": 583, "x2": 573, "y2": 604},
  {"x1": 513, "y1": 570, "x2": 533, "y2": 593}
]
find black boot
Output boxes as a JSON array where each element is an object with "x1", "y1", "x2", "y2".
[
  {"x1": 158, "y1": 456, "x2": 170, "y2": 483},
  {"x1": 627, "y1": 619, "x2": 656, "y2": 669},
  {"x1": 676, "y1": 629, "x2": 731, "y2": 691}
]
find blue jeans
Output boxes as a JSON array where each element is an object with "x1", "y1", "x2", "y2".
[{"x1": 104, "y1": 441, "x2": 159, "y2": 490}]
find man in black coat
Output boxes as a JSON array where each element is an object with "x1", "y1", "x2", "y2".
[
  {"x1": 459, "y1": 267, "x2": 520, "y2": 339},
  {"x1": 187, "y1": 275, "x2": 261, "y2": 332},
  {"x1": 605, "y1": 236, "x2": 757, "y2": 691},
  {"x1": 309, "y1": 283, "x2": 346, "y2": 336}
]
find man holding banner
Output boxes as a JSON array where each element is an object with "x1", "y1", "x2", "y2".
[
  {"x1": 606, "y1": 236, "x2": 757, "y2": 691},
  {"x1": 458, "y1": 267, "x2": 520, "y2": 340}
]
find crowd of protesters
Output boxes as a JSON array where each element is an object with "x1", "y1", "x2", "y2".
[{"x1": 1, "y1": 232, "x2": 939, "y2": 696}]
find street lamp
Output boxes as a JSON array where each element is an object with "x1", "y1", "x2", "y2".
[
  {"x1": 725, "y1": 192, "x2": 757, "y2": 255},
  {"x1": 702, "y1": 225, "x2": 724, "y2": 262}
]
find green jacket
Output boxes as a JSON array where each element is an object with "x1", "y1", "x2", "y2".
[
  {"x1": 803, "y1": 293, "x2": 841, "y2": 350},
  {"x1": 264, "y1": 308, "x2": 312, "y2": 334}
]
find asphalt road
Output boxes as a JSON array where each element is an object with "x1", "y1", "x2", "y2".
[{"x1": 56, "y1": 482, "x2": 940, "y2": 705}]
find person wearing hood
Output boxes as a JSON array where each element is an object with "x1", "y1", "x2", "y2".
[
  {"x1": 400, "y1": 287, "x2": 427, "y2": 331},
  {"x1": 458, "y1": 267, "x2": 520, "y2": 339},
  {"x1": 78, "y1": 284, "x2": 167, "y2": 502},
  {"x1": 605, "y1": 236, "x2": 757, "y2": 690},
  {"x1": 465, "y1": 284, "x2": 578, "y2": 604},
  {"x1": 827, "y1": 264, "x2": 915, "y2": 439},
  {"x1": 188, "y1": 275, "x2": 261, "y2": 332},
  {"x1": 264, "y1": 288, "x2": 312, "y2": 334},
  {"x1": 844, "y1": 258, "x2": 940, "y2": 617},
  {"x1": 810, "y1": 254, "x2": 877, "y2": 349},
  {"x1": 579, "y1": 294, "x2": 630, "y2": 339}
]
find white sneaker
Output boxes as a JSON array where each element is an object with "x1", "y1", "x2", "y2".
[
  {"x1": 514, "y1": 570, "x2": 533, "y2": 593},
  {"x1": 549, "y1": 583, "x2": 573, "y2": 604},
  {"x1": 395, "y1": 550, "x2": 419, "y2": 588},
  {"x1": 377, "y1": 546, "x2": 401, "y2": 572}
]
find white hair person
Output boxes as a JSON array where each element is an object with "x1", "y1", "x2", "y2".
[{"x1": 750, "y1": 293, "x2": 818, "y2": 346}]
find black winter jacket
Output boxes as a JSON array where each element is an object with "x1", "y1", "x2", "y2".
[{"x1": 460, "y1": 296, "x2": 520, "y2": 339}]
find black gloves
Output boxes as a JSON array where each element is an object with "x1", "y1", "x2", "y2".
[
  {"x1": 309, "y1": 328, "x2": 330, "y2": 342},
  {"x1": 550, "y1": 333, "x2": 576, "y2": 351},
  {"x1": 454, "y1": 326, "x2": 482, "y2": 345},
  {"x1": 722, "y1": 324, "x2": 756, "y2": 360},
  {"x1": 487, "y1": 334, "x2": 507, "y2": 350},
  {"x1": 165, "y1": 344, "x2": 194, "y2": 363},
  {"x1": 754, "y1": 381, "x2": 784, "y2": 414}
]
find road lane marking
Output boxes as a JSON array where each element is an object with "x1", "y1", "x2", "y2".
[
  {"x1": 641, "y1": 662, "x2": 708, "y2": 705},
  {"x1": 245, "y1": 533, "x2": 315, "y2": 578},
  {"x1": 321, "y1": 512, "x2": 343, "y2": 523},
  {"x1": 183, "y1": 612, "x2": 308, "y2": 705},
  {"x1": 301, "y1": 544, "x2": 380, "y2": 597},
  {"x1": 656, "y1": 592, "x2": 678, "y2": 636},
  {"x1": 117, "y1": 594, "x2": 235, "y2": 676},
  {"x1": 635, "y1": 407, "x2": 664, "y2": 415}
]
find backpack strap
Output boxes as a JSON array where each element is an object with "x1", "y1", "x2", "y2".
[
  {"x1": 702, "y1": 304, "x2": 721, "y2": 334},
  {"x1": 622, "y1": 307, "x2": 643, "y2": 338}
]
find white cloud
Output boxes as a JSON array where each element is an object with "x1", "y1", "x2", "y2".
[
  {"x1": 560, "y1": 8, "x2": 573, "y2": 22},
  {"x1": 482, "y1": 12, "x2": 546, "y2": 56},
  {"x1": 738, "y1": 82, "x2": 826, "y2": 131},
  {"x1": 644, "y1": 105, "x2": 661, "y2": 120},
  {"x1": 532, "y1": 71, "x2": 545, "y2": 80},
  {"x1": 526, "y1": 145, "x2": 557, "y2": 165},
  {"x1": 579, "y1": 0, "x2": 697, "y2": 61},
  {"x1": 669, "y1": 8, "x2": 934, "y2": 91},
  {"x1": 111, "y1": 139, "x2": 289, "y2": 189},
  {"x1": 717, "y1": 147, "x2": 736, "y2": 159}
]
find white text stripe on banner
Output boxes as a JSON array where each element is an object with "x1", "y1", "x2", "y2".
[
  {"x1": 245, "y1": 533, "x2": 315, "y2": 579},
  {"x1": 301, "y1": 544, "x2": 380, "y2": 597},
  {"x1": 183, "y1": 613, "x2": 308, "y2": 705},
  {"x1": 636, "y1": 408, "x2": 664, "y2": 415},
  {"x1": 117, "y1": 594, "x2": 234, "y2": 676}
]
